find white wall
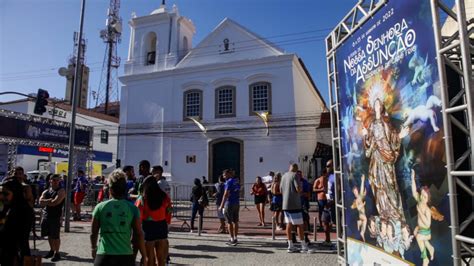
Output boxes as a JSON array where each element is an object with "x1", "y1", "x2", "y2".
[{"x1": 120, "y1": 56, "x2": 310, "y2": 184}]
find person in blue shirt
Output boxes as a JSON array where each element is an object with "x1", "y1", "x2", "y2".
[
  {"x1": 73, "y1": 170, "x2": 88, "y2": 221},
  {"x1": 218, "y1": 169, "x2": 240, "y2": 246},
  {"x1": 297, "y1": 171, "x2": 311, "y2": 244},
  {"x1": 123, "y1": 165, "x2": 136, "y2": 202},
  {"x1": 213, "y1": 175, "x2": 227, "y2": 233}
]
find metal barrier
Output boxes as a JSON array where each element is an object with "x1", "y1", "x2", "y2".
[
  {"x1": 83, "y1": 183, "x2": 102, "y2": 207},
  {"x1": 171, "y1": 183, "x2": 221, "y2": 231}
]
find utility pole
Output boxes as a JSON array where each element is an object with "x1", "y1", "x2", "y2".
[{"x1": 65, "y1": 0, "x2": 86, "y2": 233}]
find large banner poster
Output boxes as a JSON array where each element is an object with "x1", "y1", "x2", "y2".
[{"x1": 335, "y1": 0, "x2": 452, "y2": 265}]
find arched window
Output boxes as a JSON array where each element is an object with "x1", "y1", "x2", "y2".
[
  {"x1": 215, "y1": 86, "x2": 236, "y2": 118},
  {"x1": 183, "y1": 89, "x2": 203, "y2": 120},
  {"x1": 249, "y1": 82, "x2": 272, "y2": 114},
  {"x1": 183, "y1": 36, "x2": 189, "y2": 54},
  {"x1": 145, "y1": 32, "x2": 157, "y2": 65}
]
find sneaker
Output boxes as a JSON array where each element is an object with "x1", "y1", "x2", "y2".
[
  {"x1": 322, "y1": 241, "x2": 333, "y2": 247},
  {"x1": 300, "y1": 244, "x2": 309, "y2": 253},
  {"x1": 231, "y1": 239, "x2": 238, "y2": 246},
  {"x1": 51, "y1": 253, "x2": 61, "y2": 262},
  {"x1": 287, "y1": 246, "x2": 300, "y2": 253},
  {"x1": 225, "y1": 239, "x2": 234, "y2": 246},
  {"x1": 43, "y1": 250, "x2": 54, "y2": 259}
]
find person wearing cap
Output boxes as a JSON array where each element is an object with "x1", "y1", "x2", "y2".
[{"x1": 39, "y1": 174, "x2": 66, "y2": 262}]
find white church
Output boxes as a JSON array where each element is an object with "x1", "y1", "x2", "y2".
[{"x1": 119, "y1": 4, "x2": 330, "y2": 186}]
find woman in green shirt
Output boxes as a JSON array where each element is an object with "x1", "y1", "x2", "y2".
[{"x1": 91, "y1": 169, "x2": 147, "y2": 266}]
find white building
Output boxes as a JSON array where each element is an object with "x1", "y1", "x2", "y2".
[
  {"x1": 119, "y1": 4, "x2": 329, "y2": 185},
  {"x1": 0, "y1": 99, "x2": 118, "y2": 174}
]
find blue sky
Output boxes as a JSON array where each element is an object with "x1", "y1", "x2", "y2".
[{"x1": 1, "y1": 0, "x2": 360, "y2": 105}]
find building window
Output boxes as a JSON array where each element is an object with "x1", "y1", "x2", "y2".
[
  {"x1": 249, "y1": 82, "x2": 271, "y2": 114},
  {"x1": 145, "y1": 32, "x2": 157, "y2": 65},
  {"x1": 215, "y1": 86, "x2": 236, "y2": 118},
  {"x1": 183, "y1": 90, "x2": 202, "y2": 119},
  {"x1": 100, "y1": 130, "x2": 109, "y2": 144}
]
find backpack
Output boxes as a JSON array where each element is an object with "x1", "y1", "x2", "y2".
[{"x1": 198, "y1": 188, "x2": 209, "y2": 207}]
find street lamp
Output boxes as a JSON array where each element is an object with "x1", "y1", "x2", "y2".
[
  {"x1": 189, "y1": 117, "x2": 207, "y2": 133},
  {"x1": 255, "y1": 111, "x2": 270, "y2": 136}
]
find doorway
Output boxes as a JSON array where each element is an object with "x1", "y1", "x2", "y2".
[{"x1": 209, "y1": 138, "x2": 243, "y2": 184}]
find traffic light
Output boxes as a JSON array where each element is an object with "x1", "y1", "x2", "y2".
[{"x1": 34, "y1": 89, "x2": 49, "y2": 115}]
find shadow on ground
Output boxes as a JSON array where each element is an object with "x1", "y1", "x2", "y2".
[
  {"x1": 173, "y1": 244, "x2": 274, "y2": 254},
  {"x1": 169, "y1": 252, "x2": 218, "y2": 259}
]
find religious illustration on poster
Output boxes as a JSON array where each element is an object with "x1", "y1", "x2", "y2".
[{"x1": 335, "y1": 0, "x2": 452, "y2": 265}]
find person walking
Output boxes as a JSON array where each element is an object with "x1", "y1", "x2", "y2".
[
  {"x1": 322, "y1": 160, "x2": 335, "y2": 246},
  {"x1": 90, "y1": 169, "x2": 147, "y2": 266},
  {"x1": 280, "y1": 163, "x2": 308, "y2": 253},
  {"x1": 270, "y1": 173, "x2": 284, "y2": 230},
  {"x1": 39, "y1": 174, "x2": 66, "y2": 262},
  {"x1": 213, "y1": 175, "x2": 227, "y2": 233},
  {"x1": 251, "y1": 176, "x2": 268, "y2": 226},
  {"x1": 73, "y1": 169, "x2": 88, "y2": 221},
  {"x1": 0, "y1": 178, "x2": 34, "y2": 265},
  {"x1": 219, "y1": 169, "x2": 240, "y2": 246},
  {"x1": 313, "y1": 168, "x2": 328, "y2": 230},
  {"x1": 135, "y1": 176, "x2": 172, "y2": 266},
  {"x1": 298, "y1": 171, "x2": 311, "y2": 245},
  {"x1": 190, "y1": 178, "x2": 207, "y2": 232}
]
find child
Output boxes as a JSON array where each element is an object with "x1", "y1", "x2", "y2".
[{"x1": 351, "y1": 174, "x2": 367, "y2": 242}]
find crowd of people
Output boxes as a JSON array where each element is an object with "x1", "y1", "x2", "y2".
[
  {"x1": 0, "y1": 159, "x2": 335, "y2": 264},
  {"x1": 189, "y1": 161, "x2": 335, "y2": 253}
]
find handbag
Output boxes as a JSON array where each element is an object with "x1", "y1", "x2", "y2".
[{"x1": 197, "y1": 188, "x2": 209, "y2": 207}]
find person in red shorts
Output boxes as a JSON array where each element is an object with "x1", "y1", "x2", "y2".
[{"x1": 73, "y1": 170, "x2": 88, "y2": 221}]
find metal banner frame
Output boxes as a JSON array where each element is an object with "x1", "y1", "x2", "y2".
[
  {"x1": 325, "y1": 1, "x2": 386, "y2": 263},
  {"x1": 430, "y1": 0, "x2": 473, "y2": 265},
  {"x1": 0, "y1": 109, "x2": 93, "y2": 175},
  {"x1": 326, "y1": 0, "x2": 473, "y2": 264}
]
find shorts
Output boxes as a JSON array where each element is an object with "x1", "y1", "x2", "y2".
[
  {"x1": 254, "y1": 195, "x2": 266, "y2": 205},
  {"x1": 283, "y1": 211, "x2": 303, "y2": 225},
  {"x1": 74, "y1": 192, "x2": 86, "y2": 205},
  {"x1": 302, "y1": 209, "x2": 309, "y2": 223},
  {"x1": 317, "y1": 200, "x2": 327, "y2": 212},
  {"x1": 321, "y1": 208, "x2": 333, "y2": 224},
  {"x1": 217, "y1": 207, "x2": 225, "y2": 219},
  {"x1": 224, "y1": 204, "x2": 240, "y2": 224},
  {"x1": 270, "y1": 202, "x2": 282, "y2": 211},
  {"x1": 94, "y1": 254, "x2": 135, "y2": 266},
  {"x1": 41, "y1": 217, "x2": 61, "y2": 239},
  {"x1": 142, "y1": 220, "x2": 168, "y2": 241}
]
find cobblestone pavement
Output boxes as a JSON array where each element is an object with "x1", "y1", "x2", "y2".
[{"x1": 32, "y1": 205, "x2": 338, "y2": 265}]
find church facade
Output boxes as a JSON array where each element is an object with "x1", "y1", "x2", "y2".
[{"x1": 119, "y1": 4, "x2": 328, "y2": 185}]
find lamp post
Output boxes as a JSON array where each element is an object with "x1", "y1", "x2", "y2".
[
  {"x1": 255, "y1": 111, "x2": 270, "y2": 136},
  {"x1": 64, "y1": 0, "x2": 86, "y2": 233}
]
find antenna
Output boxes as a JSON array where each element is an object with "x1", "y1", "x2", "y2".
[{"x1": 96, "y1": 0, "x2": 122, "y2": 115}]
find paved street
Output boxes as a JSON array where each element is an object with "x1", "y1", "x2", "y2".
[
  {"x1": 32, "y1": 223, "x2": 337, "y2": 266},
  {"x1": 31, "y1": 205, "x2": 338, "y2": 265}
]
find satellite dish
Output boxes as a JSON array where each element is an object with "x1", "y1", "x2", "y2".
[
  {"x1": 58, "y1": 67, "x2": 69, "y2": 76},
  {"x1": 100, "y1": 29, "x2": 107, "y2": 39},
  {"x1": 112, "y1": 21, "x2": 122, "y2": 33}
]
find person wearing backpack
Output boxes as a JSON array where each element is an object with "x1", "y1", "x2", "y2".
[{"x1": 189, "y1": 178, "x2": 207, "y2": 233}]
